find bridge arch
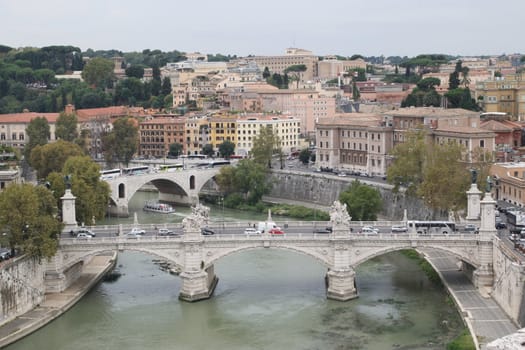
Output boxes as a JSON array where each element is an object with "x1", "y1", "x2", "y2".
[
  {"x1": 352, "y1": 244, "x2": 479, "y2": 270},
  {"x1": 203, "y1": 244, "x2": 332, "y2": 270},
  {"x1": 62, "y1": 247, "x2": 184, "y2": 273}
]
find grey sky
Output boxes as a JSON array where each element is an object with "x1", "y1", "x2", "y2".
[{"x1": 1, "y1": 0, "x2": 523, "y2": 57}]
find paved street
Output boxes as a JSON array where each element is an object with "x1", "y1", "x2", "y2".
[{"x1": 421, "y1": 248, "x2": 518, "y2": 349}]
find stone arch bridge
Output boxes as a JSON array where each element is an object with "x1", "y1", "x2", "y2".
[
  {"x1": 104, "y1": 168, "x2": 220, "y2": 217},
  {"x1": 49, "y1": 193, "x2": 497, "y2": 302}
]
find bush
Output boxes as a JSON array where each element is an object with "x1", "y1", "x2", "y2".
[{"x1": 446, "y1": 329, "x2": 475, "y2": 350}]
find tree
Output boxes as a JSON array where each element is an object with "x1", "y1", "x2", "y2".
[
  {"x1": 59, "y1": 156, "x2": 111, "y2": 226},
  {"x1": 251, "y1": 125, "x2": 281, "y2": 168},
  {"x1": 161, "y1": 77, "x2": 172, "y2": 96},
  {"x1": 218, "y1": 140, "x2": 235, "y2": 159},
  {"x1": 352, "y1": 80, "x2": 360, "y2": 101},
  {"x1": 448, "y1": 61, "x2": 462, "y2": 90},
  {"x1": 169, "y1": 143, "x2": 183, "y2": 157},
  {"x1": 81, "y1": 57, "x2": 115, "y2": 89},
  {"x1": 386, "y1": 130, "x2": 427, "y2": 195},
  {"x1": 216, "y1": 159, "x2": 271, "y2": 205},
  {"x1": 0, "y1": 183, "x2": 61, "y2": 259},
  {"x1": 30, "y1": 140, "x2": 84, "y2": 179},
  {"x1": 284, "y1": 64, "x2": 307, "y2": 88},
  {"x1": 418, "y1": 142, "x2": 470, "y2": 216},
  {"x1": 101, "y1": 117, "x2": 138, "y2": 166},
  {"x1": 339, "y1": 180, "x2": 382, "y2": 221},
  {"x1": 299, "y1": 148, "x2": 312, "y2": 164},
  {"x1": 125, "y1": 64, "x2": 145, "y2": 79},
  {"x1": 262, "y1": 67, "x2": 270, "y2": 79},
  {"x1": 202, "y1": 144, "x2": 214, "y2": 157},
  {"x1": 25, "y1": 116, "x2": 50, "y2": 162},
  {"x1": 55, "y1": 112, "x2": 78, "y2": 142},
  {"x1": 417, "y1": 77, "x2": 441, "y2": 91}
]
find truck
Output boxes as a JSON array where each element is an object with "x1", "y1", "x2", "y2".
[
  {"x1": 257, "y1": 221, "x2": 277, "y2": 233},
  {"x1": 506, "y1": 209, "x2": 525, "y2": 235}
]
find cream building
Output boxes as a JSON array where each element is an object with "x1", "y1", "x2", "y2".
[
  {"x1": 491, "y1": 162, "x2": 525, "y2": 207},
  {"x1": 475, "y1": 73, "x2": 525, "y2": 120},
  {"x1": 247, "y1": 48, "x2": 319, "y2": 82},
  {"x1": 0, "y1": 112, "x2": 59, "y2": 151},
  {"x1": 236, "y1": 115, "x2": 301, "y2": 156}
]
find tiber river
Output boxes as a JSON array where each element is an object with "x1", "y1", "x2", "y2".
[{"x1": 5, "y1": 192, "x2": 465, "y2": 350}]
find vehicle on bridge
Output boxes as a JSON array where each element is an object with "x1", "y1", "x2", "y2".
[
  {"x1": 391, "y1": 225, "x2": 408, "y2": 233},
  {"x1": 313, "y1": 227, "x2": 333, "y2": 234},
  {"x1": 244, "y1": 227, "x2": 261, "y2": 235},
  {"x1": 269, "y1": 227, "x2": 284, "y2": 235},
  {"x1": 0, "y1": 248, "x2": 11, "y2": 261},
  {"x1": 201, "y1": 227, "x2": 215, "y2": 235},
  {"x1": 122, "y1": 166, "x2": 151, "y2": 176},
  {"x1": 127, "y1": 227, "x2": 146, "y2": 237},
  {"x1": 158, "y1": 164, "x2": 184, "y2": 172},
  {"x1": 143, "y1": 201, "x2": 175, "y2": 214},
  {"x1": 100, "y1": 168, "x2": 122, "y2": 180},
  {"x1": 360, "y1": 226, "x2": 379, "y2": 234},
  {"x1": 70, "y1": 228, "x2": 96, "y2": 237},
  {"x1": 407, "y1": 220, "x2": 456, "y2": 234},
  {"x1": 157, "y1": 228, "x2": 178, "y2": 236}
]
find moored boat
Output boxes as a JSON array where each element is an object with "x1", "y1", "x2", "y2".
[{"x1": 143, "y1": 201, "x2": 175, "y2": 214}]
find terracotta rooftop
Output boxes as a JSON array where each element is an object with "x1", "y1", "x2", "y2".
[
  {"x1": 76, "y1": 106, "x2": 148, "y2": 122},
  {"x1": 316, "y1": 113, "x2": 383, "y2": 127},
  {"x1": 383, "y1": 107, "x2": 479, "y2": 118},
  {"x1": 434, "y1": 125, "x2": 496, "y2": 135},
  {"x1": 141, "y1": 117, "x2": 187, "y2": 125},
  {"x1": 480, "y1": 120, "x2": 517, "y2": 132},
  {"x1": 0, "y1": 112, "x2": 59, "y2": 123}
]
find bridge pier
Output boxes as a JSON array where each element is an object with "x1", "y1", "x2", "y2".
[
  {"x1": 326, "y1": 268, "x2": 358, "y2": 301},
  {"x1": 179, "y1": 265, "x2": 219, "y2": 302}
]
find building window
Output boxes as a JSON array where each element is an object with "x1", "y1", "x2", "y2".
[{"x1": 480, "y1": 140, "x2": 485, "y2": 148}]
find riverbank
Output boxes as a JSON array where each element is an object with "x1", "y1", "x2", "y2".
[{"x1": 0, "y1": 252, "x2": 117, "y2": 348}]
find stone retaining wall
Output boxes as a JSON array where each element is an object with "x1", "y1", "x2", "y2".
[{"x1": 0, "y1": 256, "x2": 45, "y2": 326}]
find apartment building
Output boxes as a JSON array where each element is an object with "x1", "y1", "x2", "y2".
[
  {"x1": 0, "y1": 112, "x2": 59, "y2": 151},
  {"x1": 247, "y1": 48, "x2": 319, "y2": 82},
  {"x1": 491, "y1": 162, "x2": 525, "y2": 207},
  {"x1": 315, "y1": 114, "x2": 393, "y2": 176},
  {"x1": 480, "y1": 117, "x2": 523, "y2": 162},
  {"x1": 185, "y1": 114, "x2": 210, "y2": 155},
  {"x1": 475, "y1": 73, "x2": 525, "y2": 120},
  {"x1": 208, "y1": 114, "x2": 237, "y2": 151},
  {"x1": 317, "y1": 57, "x2": 367, "y2": 80},
  {"x1": 139, "y1": 116, "x2": 186, "y2": 158},
  {"x1": 236, "y1": 115, "x2": 301, "y2": 156}
]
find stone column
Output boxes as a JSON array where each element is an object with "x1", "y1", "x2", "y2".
[
  {"x1": 466, "y1": 183, "x2": 482, "y2": 221},
  {"x1": 179, "y1": 204, "x2": 218, "y2": 302},
  {"x1": 61, "y1": 189, "x2": 77, "y2": 232},
  {"x1": 473, "y1": 192, "x2": 496, "y2": 291},
  {"x1": 326, "y1": 201, "x2": 358, "y2": 301}
]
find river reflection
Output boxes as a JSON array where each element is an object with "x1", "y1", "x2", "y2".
[{"x1": 6, "y1": 191, "x2": 464, "y2": 349}]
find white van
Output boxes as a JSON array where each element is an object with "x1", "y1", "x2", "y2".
[{"x1": 257, "y1": 221, "x2": 277, "y2": 233}]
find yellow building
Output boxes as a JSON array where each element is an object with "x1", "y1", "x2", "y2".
[
  {"x1": 184, "y1": 115, "x2": 210, "y2": 155},
  {"x1": 475, "y1": 73, "x2": 525, "y2": 120},
  {"x1": 208, "y1": 113, "x2": 237, "y2": 152}
]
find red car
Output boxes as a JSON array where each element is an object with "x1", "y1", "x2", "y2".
[{"x1": 269, "y1": 227, "x2": 284, "y2": 235}]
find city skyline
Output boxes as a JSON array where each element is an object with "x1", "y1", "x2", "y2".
[{"x1": 1, "y1": 0, "x2": 524, "y2": 58}]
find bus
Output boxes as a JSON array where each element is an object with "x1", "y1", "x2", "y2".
[
  {"x1": 180, "y1": 154, "x2": 207, "y2": 160},
  {"x1": 407, "y1": 220, "x2": 456, "y2": 234},
  {"x1": 208, "y1": 160, "x2": 231, "y2": 167},
  {"x1": 122, "y1": 166, "x2": 150, "y2": 176},
  {"x1": 158, "y1": 164, "x2": 184, "y2": 172},
  {"x1": 100, "y1": 168, "x2": 121, "y2": 180}
]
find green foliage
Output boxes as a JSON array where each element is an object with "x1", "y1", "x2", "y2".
[
  {"x1": 125, "y1": 64, "x2": 145, "y2": 79},
  {"x1": 266, "y1": 72, "x2": 288, "y2": 89},
  {"x1": 218, "y1": 140, "x2": 235, "y2": 159},
  {"x1": 216, "y1": 159, "x2": 271, "y2": 205},
  {"x1": 24, "y1": 116, "x2": 50, "y2": 162},
  {"x1": 169, "y1": 143, "x2": 183, "y2": 157},
  {"x1": 386, "y1": 130, "x2": 427, "y2": 195},
  {"x1": 101, "y1": 117, "x2": 138, "y2": 166},
  {"x1": 444, "y1": 88, "x2": 478, "y2": 111},
  {"x1": 202, "y1": 144, "x2": 215, "y2": 157},
  {"x1": 0, "y1": 183, "x2": 61, "y2": 259},
  {"x1": 299, "y1": 148, "x2": 312, "y2": 164},
  {"x1": 271, "y1": 204, "x2": 329, "y2": 220},
  {"x1": 61, "y1": 156, "x2": 111, "y2": 225},
  {"x1": 338, "y1": 180, "x2": 382, "y2": 221},
  {"x1": 30, "y1": 140, "x2": 84, "y2": 179},
  {"x1": 400, "y1": 250, "x2": 443, "y2": 286},
  {"x1": 418, "y1": 142, "x2": 470, "y2": 214},
  {"x1": 81, "y1": 57, "x2": 115, "y2": 89},
  {"x1": 55, "y1": 112, "x2": 78, "y2": 141},
  {"x1": 417, "y1": 77, "x2": 441, "y2": 91},
  {"x1": 262, "y1": 67, "x2": 270, "y2": 79},
  {"x1": 251, "y1": 125, "x2": 281, "y2": 168},
  {"x1": 284, "y1": 64, "x2": 307, "y2": 73},
  {"x1": 446, "y1": 329, "x2": 476, "y2": 350}
]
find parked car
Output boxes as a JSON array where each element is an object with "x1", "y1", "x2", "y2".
[
  {"x1": 391, "y1": 225, "x2": 408, "y2": 233},
  {"x1": 128, "y1": 227, "x2": 146, "y2": 236},
  {"x1": 158, "y1": 228, "x2": 177, "y2": 236},
  {"x1": 496, "y1": 222, "x2": 507, "y2": 229},
  {"x1": 70, "y1": 228, "x2": 96, "y2": 237},
  {"x1": 0, "y1": 248, "x2": 11, "y2": 261},
  {"x1": 269, "y1": 227, "x2": 284, "y2": 235},
  {"x1": 244, "y1": 227, "x2": 261, "y2": 235},
  {"x1": 201, "y1": 227, "x2": 215, "y2": 235},
  {"x1": 360, "y1": 226, "x2": 379, "y2": 234}
]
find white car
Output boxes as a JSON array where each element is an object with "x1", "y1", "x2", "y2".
[
  {"x1": 76, "y1": 232, "x2": 94, "y2": 238},
  {"x1": 127, "y1": 227, "x2": 145, "y2": 237},
  {"x1": 360, "y1": 226, "x2": 379, "y2": 234},
  {"x1": 158, "y1": 228, "x2": 177, "y2": 236},
  {"x1": 391, "y1": 225, "x2": 408, "y2": 233},
  {"x1": 244, "y1": 227, "x2": 261, "y2": 235}
]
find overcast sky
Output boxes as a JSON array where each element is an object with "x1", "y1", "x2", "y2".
[{"x1": 1, "y1": 0, "x2": 523, "y2": 58}]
